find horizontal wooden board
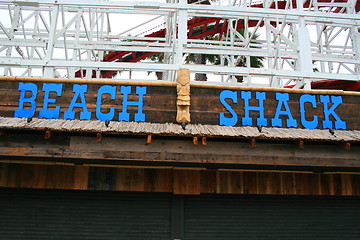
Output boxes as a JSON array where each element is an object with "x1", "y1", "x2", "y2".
[{"x1": 0, "y1": 133, "x2": 360, "y2": 169}]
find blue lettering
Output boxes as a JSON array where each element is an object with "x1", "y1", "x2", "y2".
[
  {"x1": 299, "y1": 94, "x2": 318, "y2": 129},
  {"x1": 241, "y1": 91, "x2": 267, "y2": 126},
  {"x1": 219, "y1": 90, "x2": 238, "y2": 126},
  {"x1": 14, "y1": 82, "x2": 38, "y2": 118},
  {"x1": 96, "y1": 85, "x2": 116, "y2": 121},
  {"x1": 64, "y1": 84, "x2": 91, "y2": 120},
  {"x1": 271, "y1": 92, "x2": 297, "y2": 127},
  {"x1": 119, "y1": 86, "x2": 146, "y2": 122},
  {"x1": 39, "y1": 83, "x2": 63, "y2": 119},
  {"x1": 320, "y1": 95, "x2": 346, "y2": 130}
]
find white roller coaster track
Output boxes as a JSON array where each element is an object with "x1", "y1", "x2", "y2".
[{"x1": 0, "y1": 0, "x2": 359, "y2": 89}]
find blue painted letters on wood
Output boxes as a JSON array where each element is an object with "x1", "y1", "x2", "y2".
[
  {"x1": 241, "y1": 91, "x2": 267, "y2": 127},
  {"x1": 219, "y1": 90, "x2": 346, "y2": 130},
  {"x1": 271, "y1": 93, "x2": 297, "y2": 128},
  {"x1": 96, "y1": 85, "x2": 116, "y2": 122},
  {"x1": 14, "y1": 82, "x2": 38, "y2": 118},
  {"x1": 219, "y1": 90, "x2": 238, "y2": 126},
  {"x1": 39, "y1": 83, "x2": 63, "y2": 119}
]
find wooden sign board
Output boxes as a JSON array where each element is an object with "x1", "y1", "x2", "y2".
[{"x1": 0, "y1": 79, "x2": 359, "y2": 131}]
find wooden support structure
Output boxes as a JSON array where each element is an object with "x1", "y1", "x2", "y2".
[{"x1": 0, "y1": 132, "x2": 359, "y2": 170}]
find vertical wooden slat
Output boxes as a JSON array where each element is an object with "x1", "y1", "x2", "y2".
[
  {"x1": 269, "y1": 172, "x2": 282, "y2": 195},
  {"x1": 173, "y1": 170, "x2": 200, "y2": 195},
  {"x1": 7, "y1": 164, "x2": 20, "y2": 188},
  {"x1": 295, "y1": 173, "x2": 321, "y2": 195},
  {"x1": 34, "y1": 165, "x2": 48, "y2": 188},
  {"x1": 319, "y1": 174, "x2": 331, "y2": 196},
  {"x1": 200, "y1": 170, "x2": 216, "y2": 194},
  {"x1": 144, "y1": 169, "x2": 156, "y2": 192},
  {"x1": 115, "y1": 168, "x2": 131, "y2": 191},
  {"x1": 73, "y1": 166, "x2": 89, "y2": 190},
  {"x1": 281, "y1": 172, "x2": 296, "y2": 195},
  {"x1": 0, "y1": 163, "x2": 9, "y2": 187},
  {"x1": 328, "y1": 174, "x2": 335, "y2": 195},
  {"x1": 230, "y1": 171, "x2": 243, "y2": 194},
  {"x1": 295, "y1": 173, "x2": 309, "y2": 195},
  {"x1": 20, "y1": 164, "x2": 35, "y2": 188},
  {"x1": 309, "y1": 173, "x2": 321, "y2": 195},
  {"x1": 88, "y1": 167, "x2": 116, "y2": 191},
  {"x1": 341, "y1": 174, "x2": 353, "y2": 196},
  {"x1": 129, "y1": 168, "x2": 145, "y2": 192},
  {"x1": 59, "y1": 166, "x2": 73, "y2": 189},
  {"x1": 216, "y1": 171, "x2": 229, "y2": 194},
  {"x1": 155, "y1": 169, "x2": 172, "y2": 192},
  {"x1": 45, "y1": 165, "x2": 75, "y2": 189},
  {"x1": 351, "y1": 174, "x2": 360, "y2": 196},
  {"x1": 332, "y1": 174, "x2": 343, "y2": 195},
  {"x1": 257, "y1": 172, "x2": 271, "y2": 194},
  {"x1": 243, "y1": 171, "x2": 257, "y2": 194}
]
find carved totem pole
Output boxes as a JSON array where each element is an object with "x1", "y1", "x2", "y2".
[{"x1": 176, "y1": 68, "x2": 191, "y2": 123}]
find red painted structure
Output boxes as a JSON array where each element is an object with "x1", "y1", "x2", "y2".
[{"x1": 76, "y1": 0, "x2": 360, "y2": 91}]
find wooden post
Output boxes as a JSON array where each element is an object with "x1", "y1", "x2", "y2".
[
  {"x1": 202, "y1": 137, "x2": 207, "y2": 145},
  {"x1": 146, "y1": 135, "x2": 152, "y2": 144},
  {"x1": 251, "y1": 139, "x2": 256, "y2": 147},
  {"x1": 96, "y1": 133, "x2": 103, "y2": 142},
  {"x1": 44, "y1": 131, "x2": 53, "y2": 139},
  {"x1": 297, "y1": 140, "x2": 305, "y2": 149},
  {"x1": 344, "y1": 142, "x2": 351, "y2": 150},
  {"x1": 176, "y1": 68, "x2": 190, "y2": 124}
]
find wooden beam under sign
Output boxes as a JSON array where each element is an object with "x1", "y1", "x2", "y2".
[{"x1": 1, "y1": 133, "x2": 360, "y2": 169}]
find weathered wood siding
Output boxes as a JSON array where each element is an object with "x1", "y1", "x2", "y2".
[{"x1": 1, "y1": 163, "x2": 359, "y2": 196}]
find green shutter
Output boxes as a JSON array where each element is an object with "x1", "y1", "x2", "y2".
[
  {"x1": 185, "y1": 195, "x2": 360, "y2": 239},
  {"x1": 0, "y1": 189, "x2": 171, "y2": 240}
]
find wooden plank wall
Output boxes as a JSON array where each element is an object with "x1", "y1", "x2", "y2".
[{"x1": 0, "y1": 163, "x2": 359, "y2": 196}]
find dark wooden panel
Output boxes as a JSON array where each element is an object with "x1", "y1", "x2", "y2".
[
  {"x1": 200, "y1": 170, "x2": 217, "y2": 194},
  {"x1": 281, "y1": 172, "x2": 296, "y2": 195},
  {"x1": 0, "y1": 163, "x2": 360, "y2": 196},
  {"x1": 174, "y1": 170, "x2": 200, "y2": 195},
  {"x1": 154, "y1": 169, "x2": 173, "y2": 192},
  {"x1": 73, "y1": 166, "x2": 89, "y2": 190},
  {"x1": 88, "y1": 167, "x2": 116, "y2": 190},
  {"x1": 190, "y1": 87, "x2": 360, "y2": 130},
  {"x1": 242, "y1": 171, "x2": 258, "y2": 194},
  {"x1": 0, "y1": 81, "x2": 177, "y2": 124}
]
